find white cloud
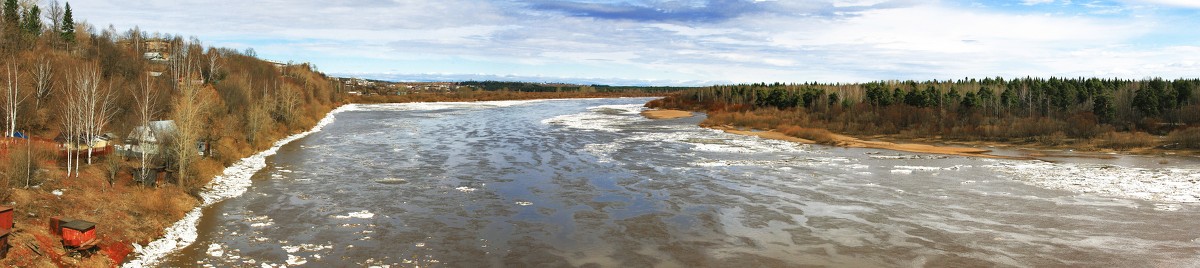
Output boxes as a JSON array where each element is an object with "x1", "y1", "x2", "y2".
[
  {"x1": 1128, "y1": 0, "x2": 1200, "y2": 8},
  {"x1": 1022, "y1": 0, "x2": 1057, "y2": 5},
  {"x1": 58, "y1": 0, "x2": 1200, "y2": 85}
]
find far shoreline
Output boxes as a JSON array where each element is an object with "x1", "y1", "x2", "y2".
[{"x1": 642, "y1": 109, "x2": 1034, "y2": 160}]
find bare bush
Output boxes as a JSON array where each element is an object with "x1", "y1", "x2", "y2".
[{"x1": 1166, "y1": 127, "x2": 1200, "y2": 149}]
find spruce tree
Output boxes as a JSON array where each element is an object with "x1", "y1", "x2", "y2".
[
  {"x1": 24, "y1": 6, "x2": 42, "y2": 36},
  {"x1": 60, "y1": 2, "x2": 74, "y2": 43},
  {"x1": 2, "y1": 0, "x2": 17, "y2": 28}
]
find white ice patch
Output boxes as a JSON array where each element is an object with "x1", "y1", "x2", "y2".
[
  {"x1": 334, "y1": 210, "x2": 376, "y2": 219},
  {"x1": 248, "y1": 215, "x2": 274, "y2": 228},
  {"x1": 286, "y1": 255, "x2": 307, "y2": 266},
  {"x1": 455, "y1": 186, "x2": 478, "y2": 193},
  {"x1": 541, "y1": 104, "x2": 645, "y2": 132},
  {"x1": 124, "y1": 104, "x2": 355, "y2": 268},
  {"x1": 206, "y1": 244, "x2": 224, "y2": 257},
  {"x1": 988, "y1": 161, "x2": 1200, "y2": 204},
  {"x1": 352, "y1": 99, "x2": 549, "y2": 112}
]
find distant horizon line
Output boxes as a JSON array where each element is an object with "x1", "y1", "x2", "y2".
[{"x1": 331, "y1": 72, "x2": 1200, "y2": 88}]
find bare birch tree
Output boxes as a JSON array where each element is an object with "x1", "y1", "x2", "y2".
[
  {"x1": 206, "y1": 48, "x2": 222, "y2": 84},
  {"x1": 31, "y1": 59, "x2": 51, "y2": 113},
  {"x1": 59, "y1": 78, "x2": 80, "y2": 178},
  {"x1": 72, "y1": 64, "x2": 115, "y2": 164},
  {"x1": 130, "y1": 75, "x2": 158, "y2": 184},
  {"x1": 3, "y1": 62, "x2": 29, "y2": 137}
]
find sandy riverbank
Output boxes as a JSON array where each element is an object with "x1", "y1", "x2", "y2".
[
  {"x1": 716, "y1": 126, "x2": 1028, "y2": 159},
  {"x1": 641, "y1": 110, "x2": 1025, "y2": 159},
  {"x1": 640, "y1": 109, "x2": 694, "y2": 119}
]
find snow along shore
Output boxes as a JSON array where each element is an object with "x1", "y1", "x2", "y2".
[{"x1": 122, "y1": 104, "x2": 356, "y2": 267}]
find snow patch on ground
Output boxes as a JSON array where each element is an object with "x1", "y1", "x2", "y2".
[{"x1": 123, "y1": 104, "x2": 355, "y2": 268}]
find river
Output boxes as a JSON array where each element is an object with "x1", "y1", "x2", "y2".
[{"x1": 154, "y1": 98, "x2": 1200, "y2": 267}]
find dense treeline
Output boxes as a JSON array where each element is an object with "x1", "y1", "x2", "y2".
[
  {"x1": 649, "y1": 77, "x2": 1200, "y2": 150},
  {"x1": 460, "y1": 80, "x2": 696, "y2": 93},
  {"x1": 0, "y1": 1, "x2": 344, "y2": 266},
  {"x1": 352, "y1": 90, "x2": 667, "y2": 104}
]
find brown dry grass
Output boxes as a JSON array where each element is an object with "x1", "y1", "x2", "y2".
[
  {"x1": 1167, "y1": 127, "x2": 1200, "y2": 149},
  {"x1": 641, "y1": 109, "x2": 694, "y2": 120},
  {"x1": 1096, "y1": 131, "x2": 1157, "y2": 150}
]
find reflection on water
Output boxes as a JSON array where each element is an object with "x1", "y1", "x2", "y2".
[{"x1": 161, "y1": 98, "x2": 1200, "y2": 267}]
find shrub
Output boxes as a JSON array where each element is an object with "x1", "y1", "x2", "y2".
[
  {"x1": 1166, "y1": 127, "x2": 1200, "y2": 149},
  {"x1": 1097, "y1": 131, "x2": 1157, "y2": 150},
  {"x1": 778, "y1": 125, "x2": 836, "y2": 144}
]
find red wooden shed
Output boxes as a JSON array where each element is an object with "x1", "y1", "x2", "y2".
[
  {"x1": 0, "y1": 229, "x2": 9, "y2": 259},
  {"x1": 61, "y1": 220, "x2": 97, "y2": 248},
  {"x1": 50, "y1": 217, "x2": 74, "y2": 236},
  {"x1": 0, "y1": 206, "x2": 12, "y2": 231}
]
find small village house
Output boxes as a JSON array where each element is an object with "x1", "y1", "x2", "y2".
[
  {"x1": 122, "y1": 120, "x2": 176, "y2": 156},
  {"x1": 56, "y1": 133, "x2": 116, "y2": 157}
]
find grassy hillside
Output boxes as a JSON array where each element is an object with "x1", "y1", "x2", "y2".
[{"x1": 0, "y1": 2, "x2": 344, "y2": 266}]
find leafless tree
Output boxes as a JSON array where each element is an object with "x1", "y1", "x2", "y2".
[
  {"x1": 130, "y1": 75, "x2": 158, "y2": 184},
  {"x1": 32, "y1": 58, "x2": 52, "y2": 111},
  {"x1": 171, "y1": 68, "x2": 210, "y2": 190},
  {"x1": 274, "y1": 83, "x2": 301, "y2": 125},
  {"x1": 206, "y1": 48, "x2": 222, "y2": 84},
  {"x1": 72, "y1": 64, "x2": 116, "y2": 164},
  {"x1": 59, "y1": 78, "x2": 80, "y2": 178},
  {"x1": 3, "y1": 62, "x2": 29, "y2": 137},
  {"x1": 244, "y1": 79, "x2": 270, "y2": 146},
  {"x1": 44, "y1": 0, "x2": 63, "y2": 34}
]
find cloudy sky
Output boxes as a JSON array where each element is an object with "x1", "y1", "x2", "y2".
[{"x1": 68, "y1": 0, "x2": 1200, "y2": 85}]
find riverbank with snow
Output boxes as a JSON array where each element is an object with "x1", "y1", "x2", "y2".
[{"x1": 122, "y1": 104, "x2": 356, "y2": 267}]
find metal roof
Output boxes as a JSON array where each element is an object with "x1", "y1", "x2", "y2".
[{"x1": 62, "y1": 220, "x2": 96, "y2": 231}]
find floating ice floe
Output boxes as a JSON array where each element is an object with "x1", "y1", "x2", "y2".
[
  {"x1": 988, "y1": 160, "x2": 1200, "y2": 204},
  {"x1": 455, "y1": 186, "x2": 477, "y2": 193},
  {"x1": 286, "y1": 255, "x2": 307, "y2": 266},
  {"x1": 334, "y1": 210, "x2": 376, "y2": 219},
  {"x1": 123, "y1": 104, "x2": 356, "y2": 268},
  {"x1": 541, "y1": 104, "x2": 645, "y2": 132},
  {"x1": 206, "y1": 244, "x2": 224, "y2": 257},
  {"x1": 352, "y1": 99, "x2": 549, "y2": 112},
  {"x1": 247, "y1": 215, "x2": 274, "y2": 228}
]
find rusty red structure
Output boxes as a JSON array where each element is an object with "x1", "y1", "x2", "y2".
[
  {"x1": 0, "y1": 229, "x2": 9, "y2": 259},
  {"x1": 49, "y1": 216, "x2": 72, "y2": 236},
  {"x1": 0, "y1": 207, "x2": 11, "y2": 259},
  {"x1": 61, "y1": 220, "x2": 97, "y2": 248},
  {"x1": 0, "y1": 206, "x2": 12, "y2": 231}
]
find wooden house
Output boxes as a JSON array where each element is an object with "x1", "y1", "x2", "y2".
[{"x1": 61, "y1": 220, "x2": 97, "y2": 248}]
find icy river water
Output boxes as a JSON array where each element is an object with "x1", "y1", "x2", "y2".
[{"x1": 152, "y1": 98, "x2": 1200, "y2": 267}]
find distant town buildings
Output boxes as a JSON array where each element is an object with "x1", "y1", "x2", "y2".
[{"x1": 335, "y1": 78, "x2": 476, "y2": 96}]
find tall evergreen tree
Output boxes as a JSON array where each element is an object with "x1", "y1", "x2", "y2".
[
  {"x1": 2, "y1": 0, "x2": 17, "y2": 28},
  {"x1": 60, "y1": 2, "x2": 74, "y2": 43},
  {"x1": 23, "y1": 6, "x2": 42, "y2": 36}
]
